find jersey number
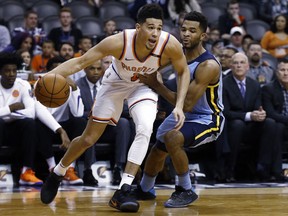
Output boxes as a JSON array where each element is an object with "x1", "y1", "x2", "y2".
[{"x1": 131, "y1": 73, "x2": 139, "y2": 82}]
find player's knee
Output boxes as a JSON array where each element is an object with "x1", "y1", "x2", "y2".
[
  {"x1": 164, "y1": 130, "x2": 184, "y2": 153},
  {"x1": 80, "y1": 136, "x2": 95, "y2": 149}
]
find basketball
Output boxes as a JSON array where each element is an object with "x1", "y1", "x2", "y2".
[{"x1": 34, "y1": 73, "x2": 70, "y2": 108}]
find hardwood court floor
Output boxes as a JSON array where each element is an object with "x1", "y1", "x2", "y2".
[{"x1": 1, "y1": 183, "x2": 288, "y2": 216}]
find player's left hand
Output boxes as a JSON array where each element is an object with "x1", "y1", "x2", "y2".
[{"x1": 172, "y1": 107, "x2": 185, "y2": 130}]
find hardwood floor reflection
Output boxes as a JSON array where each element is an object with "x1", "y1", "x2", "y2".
[{"x1": 1, "y1": 185, "x2": 288, "y2": 215}]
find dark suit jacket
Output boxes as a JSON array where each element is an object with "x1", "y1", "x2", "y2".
[
  {"x1": 223, "y1": 75, "x2": 262, "y2": 120},
  {"x1": 262, "y1": 79, "x2": 288, "y2": 124},
  {"x1": 76, "y1": 76, "x2": 94, "y2": 118}
]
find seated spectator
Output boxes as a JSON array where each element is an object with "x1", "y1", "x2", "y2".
[
  {"x1": 226, "y1": 26, "x2": 245, "y2": 53},
  {"x1": 97, "y1": 19, "x2": 116, "y2": 43},
  {"x1": 47, "y1": 7, "x2": 83, "y2": 52},
  {"x1": 31, "y1": 40, "x2": 55, "y2": 73},
  {"x1": 261, "y1": 14, "x2": 288, "y2": 59},
  {"x1": 246, "y1": 41, "x2": 275, "y2": 86},
  {"x1": 223, "y1": 52, "x2": 279, "y2": 182},
  {"x1": 74, "y1": 36, "x2": 92, "y2": 57},
  {"x1": 0, "y1": 52, "x2": 42, "y2": 186},
  {"x1": 3, "y1": 32, "x2": 36, "y2": 56},
  {"x1": 16, "y1": 49, "x2": 32, "y2": 72},
  {"x1": 76, "y1": 57, "x2": 133, "y2": 185},
  {"x1": 219, "y1": 46, "x2": 238, "y2": 77},
  {"x1": 0, "y1": 25, "x2": 11, "y2": 52},
  {"x1": 262, "y1": 58, "x2": 288, "y2": 181},
  {"x1": 242, "y1": 34, "x2": 254, "y2": 53},
  {"x1": 258, "y1": 0, "x2": 288, "y2": 24},
  {"x1": 211, "y1": 40, "x2": 224, "y2": 61},
  {"x1": 58, "y1": 42, "x2": 86, "y2": 81},
  {"x1": 168, "y1": 0, "x2": 201, "y2": 24},
  {"x1": 219, "y1": 0, "x2": 246, "y2": 42},
  {"x1": 204, "y1": 26, "x2": 221, "y2": 53},
  {"x1": 13, "y1": 10, "x2": 45, "y2": 55}
]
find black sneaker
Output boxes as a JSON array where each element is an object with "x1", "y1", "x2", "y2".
[
  {"x1": 83, "y1": 169, "x2": 98, "y2": 186},
  {"x1": 164, "y1": 186, "x2": 198, "y2": 208},
  {"x1": 109, "y1": 184, "x2": 140, "y2": 212},
  {"x1": 131, "y1": 185, "x2": 156, "y2": 200},
  {"x1": 40, "y1": 172, "x2": 63, "y2": 204}
]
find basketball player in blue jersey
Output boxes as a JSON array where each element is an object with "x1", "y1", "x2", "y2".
[
  {"x1": 135, "y1": 11, "x2": 225, "y2": 208},
  {"x1": 40, "y1": 4, "x2": 190, "y2": 212}
]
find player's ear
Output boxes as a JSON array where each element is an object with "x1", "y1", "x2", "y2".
[{"x1": 135, "y1": 23, "x2": 141, "y2": 32}]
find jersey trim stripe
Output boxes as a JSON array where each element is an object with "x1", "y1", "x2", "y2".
[
  {"x1": 92, "y1": 116, "x2": 118, "y2": 125},
  {"x1": 119, "y1": 30, "x2": 127, "y2": 60}
]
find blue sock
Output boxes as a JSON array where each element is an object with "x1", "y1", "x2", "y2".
[
  {"x1": 177, "y1": 171, "x2": 192, "y2": 191},
  {"x1": 140, "y1": 172, "x2": 157, "y2": 192}
]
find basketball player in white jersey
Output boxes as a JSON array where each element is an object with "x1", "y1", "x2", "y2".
[
  {"x1": 135, "y1": 11, "x2": 224, "y2": 208},
  {"x1": 40, "y1": 4, "x2": 190, "y2": 212}
]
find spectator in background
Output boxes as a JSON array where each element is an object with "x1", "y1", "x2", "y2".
[
  {"x1": 31, "y1": 40, "x2": 55, "y2": 73},
  {"x1": 262, "y1": 58, "x2": 288, "y2": 181},
  {"x1": 13, "y1": 10, "x2": 45, "y2": 55},
  {"x1": 16, "y1": 49, "x2": 32, "y2": 71},
  {"x1": 246, "y1": 41, "x2": 275, "y2": 86},
  {"x1": 204, "y1": 26, "x2": 221, "y2": 52},
  {"x1": 0, "y1": 25, "x2": 11, "y2": 52},
  {"x1": 223, "y1": 52, "x2": 278, "y2": 182},
  {"x1": 3, "y1": 32, "x2": 36, "y2": 56},
  {"x1": 0, "y1": 52, "x2": 42, "y2": 186},
  {"x1": 97, "y1": 19, "x2": 116, "y2": 43},
  {"x1": 48, "y1": 7, "x2": 83, "y2": 52},
  {"x1": 242, "y1": 34, "x2": 254, "y2": 53},
  {"x1": 226, "y1": 26, "x2": 245, "y2": 53},
  {"x1": 219, "y1": 0, "x2": 246, "y2": 42},
  {"x1": 258, "y1": 0, "x2": 288, "y2": 24},
  {"x1": 211, "y1": 40, "x2": 224, "y2": 61},
  {"x1": 74, "y1": 36, "x2": 92, "y2": 57},
  {"x1": 58, "y1": 42, "x2": 86, "y2": 81},
  {"x1": 168, "y1": 0, "x2": 201, "y2": 24},
  {"x1": 219, "y1": 46, "x2": 238, "y2": 77},
  {"x1": 261, "y1": 14, "x2": 288, "y2": 59}
]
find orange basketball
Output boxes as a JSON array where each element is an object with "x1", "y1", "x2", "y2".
[{"x1": 34, "y1": 74, "x2": 70, "y2": 108}]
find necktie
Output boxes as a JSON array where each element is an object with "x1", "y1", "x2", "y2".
[
  {"x1": 239, "y1": 81, "x2": 245, "y2": 98},
  {"x1": 92, "y1": 84, "x2": 97, "y2": 99}
]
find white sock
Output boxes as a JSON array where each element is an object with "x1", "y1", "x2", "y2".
[
  {"x1": 118, "y1": 173, "x2": 135, "y2": 189},
  {"x1": 53, "y1": 161, "x2": 68, "y2": 176},
  {"x1": 46, "y1": 157, "x2": 56, "y2": 171}
]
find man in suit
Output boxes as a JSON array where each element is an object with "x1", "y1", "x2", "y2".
[
  {"x1": 223, "y1": 52, "x2": 278, "y2": 181},
  {"x1": 262, "y1": 58, "x2": 288, "y2": 180},
  {"x1": 76, "y1": 59, "x2": 132, "y2": 185}
]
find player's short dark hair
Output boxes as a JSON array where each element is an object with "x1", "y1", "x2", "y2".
[
  {"x1": 0, "y1": 52, "x2": 22, "y2": 70},
  {"x1": 136, "y1": 4, "x2": 164, "y2": 24},
  {"x1": 183, "y1": 11, "x2": 208, "y2": 33}
]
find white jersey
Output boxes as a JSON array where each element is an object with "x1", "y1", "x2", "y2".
[
  {"x1": 0, "y1": 78, "x2": 35, "y2": 122},
  {"x1": 112, "y1": 29, "x2": 170, "y2": 83}
]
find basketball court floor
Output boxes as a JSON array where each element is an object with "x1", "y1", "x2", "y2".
[{"x1": 1, "y1": 181, "x2": 288, "y2": 216}]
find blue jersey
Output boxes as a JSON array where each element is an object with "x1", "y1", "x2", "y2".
[{"x1": 156, "y1": 50, "x2": 225, "y2": 148}]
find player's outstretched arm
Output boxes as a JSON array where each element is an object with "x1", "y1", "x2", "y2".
[{"x1": 47, "y1": 34, "x2": 123, "y2": 78}]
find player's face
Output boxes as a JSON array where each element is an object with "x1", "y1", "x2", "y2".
[
  {"x1": 0, "y1": 64, "x2": 17, "y2": 88},
  {"x1": 138, "y1": 18, "x2": 163, "y2": 50},
  {"x1": 180, "y1": 20, "x2": 205, "y2": 50},
  {"x1": 85, "y1": 60, "x2": 104, "y2": 83}
]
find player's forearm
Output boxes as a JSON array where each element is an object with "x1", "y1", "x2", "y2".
[
  {"x1": 175, "y1": 69, "x2": 190, "y2": 109},
  {"x1": 48, "y1": 57, "x2": 83, "y2": 78},
  {"x1": 154, "y1": 83, "x2": 177, "y2": 106}
]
